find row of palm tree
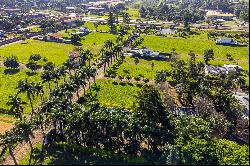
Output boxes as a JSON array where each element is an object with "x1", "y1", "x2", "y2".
[{"x1": 0, "y1": 28, "x2": 143, "y2": 163}]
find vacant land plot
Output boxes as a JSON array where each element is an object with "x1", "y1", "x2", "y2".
[
  {"x1": 0, "y1": 114, "x2": 15, "y2": 134},
  {"x1": 0, "y1": 40, "x2": 74, "y2": 66},
  {"x1": 108, "y1": 57, "x2": 172, "y2": 80},
  {"x1": 142, "y1": 35, "x2": 249, "y2": 60},
  {"x1": 89, "y1": 79, "x2": 142, "y2": 109}
]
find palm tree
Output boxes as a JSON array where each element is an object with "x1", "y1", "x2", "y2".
[
  {"x1": 34, "y1": 82, "x2": 44, "y2": 102},
  {"x1": 85, "y1": 49, "x2": 93, "y2": 68},
  {"x1": 16, "y1": 120, "x2": 33, "y2": 165},
  {"x1": 6, "y1": 95, "x2": 27, "y2": 120},
  {"x1": 16, "y1": 79, "x2": 36, "y2": 116},
  {"x1": 41, "y1": 70, "x2": 54, "y2": 93}
]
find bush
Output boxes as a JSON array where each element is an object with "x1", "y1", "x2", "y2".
[
  {"x1": 3, "y1": 56, "x2": 20, "y2": 69},
  {"x1": 43, "y1": 62, "x2": 55, "y2": 71},
  {"x1": 143, "y1": 78, "x2": 149, "y2": 83},
  {"x1": 134, "y1": 76, "x2": 141, "y2": 82},
  {"x1": 26, "y1": 61, "x2": 41, "y2": 71},
  {"x1": 29, "y1": 54, "x2": 42, "y2": 62}
]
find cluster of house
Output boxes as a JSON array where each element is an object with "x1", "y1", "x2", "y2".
[
  {"x1": 216, "y1": 38, "x2": 242, "y2": 46},
  {"x1": 204, "y1": 64, "x2": 243, "y2": 75},
  {"x1": 34, "y1": 27, "x2": 90, "y2": 44},
  {"x1": 128, "y1": 47, "x2": 172, "y2": 60},
  {"x1": 205, "y1": 10, "x2": 236, "y2": 21}
]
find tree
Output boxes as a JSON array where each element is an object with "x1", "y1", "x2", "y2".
[
  {"x1": 71, "y1": 34, "x2": 81, "y2": 44},
  {"x1": 108, "y1": 12, "x2": 116, "y2": 33},
  {"x1": 134, "y1": 57, "x2": 139, "y2": 65},
  {"x1": 16, "y1": 79, "x2": 36, "y2": 116},
  {"x1": 155, "y1": 70, "x2": 167, "y2": 84},
  {"x1": 26, "y1": 61, "x2": 40, "y2": 72},
  {"x1": 151, "y1": 62, "x2": 155, "y2": 70},
  {"x1": 226, "y1": 53, "x2": 234, "y2": 61},
  {"x1": 93, "y1": 21, "x2": 100, "y2": 32},
  {"x1": 6, "y1": 95, "x2": 27, "y2": 120},
  {"x1": 41, "y1": 70, "x2": 54, "y2": 93},
  {"x1": 29, "y1": 54, "x2": 42, "y2": 62},
  {"x1": 134, "y1": 85, "x2": 174, "y2": 153},
  {"x1": 203, "y1": 49, "x2": 214, "y2": 65},
  {"x1": 180, "y1": 137, "x2": 249, "y2": 165},
  {"x1": 43, "y1": 62, "x2": 55, "y2": 71},
  {"x1": 4, "y1": 56, "x2": 20, "y2": 69},
  {"x1": 239, "y1": 11, "x2": 249, "y2": 22},
  {"x1": 123, "y1": 12, "x2": 130, "y2": 25}
]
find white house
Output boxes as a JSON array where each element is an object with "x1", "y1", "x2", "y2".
[{"x1": 216, "y1": 38, "x2": 240, "y2": 45}]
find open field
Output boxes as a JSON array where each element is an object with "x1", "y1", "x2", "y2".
[
  {"x1": 89, "y1": 79, "x2": 142, "y2": 109},
  {"x1": 84, "y1": 22, "x2": 110, "y2": 32},
  {"x1": 142, "y1": 35, "x2": 249, "y2": 60},
  {"x1": 57, "y1": 31, "x2": 116, "y2": 55},
  {"x1": 108, "y1": 57, "x2": 172, "y2": 80},
  {"x1": 126, "y1": 8, "x2": 140, "y2": 19},
  {"x1": 0, "y1": 40, "x2": 74, "y2": 66},
  {"x1": 19, "y1": 142, "x2": 147, "y2": 165}
]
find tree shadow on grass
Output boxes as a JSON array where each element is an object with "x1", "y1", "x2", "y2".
[
  {"x1": 42, "y1": 143, "x2": 147, "y2": 165},
  {"x1": 73, "y1": 42, "x2": 83, "y2": 46},
  {"x1": 4, "y1": 69, "x2": 20, "y2": 75}
]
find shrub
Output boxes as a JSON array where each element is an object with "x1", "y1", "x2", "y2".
[
  {"x1": 29, "y1": 54, "x2": 42, "y2": 62},
  {"x1": 26, "y1": 61, "x2": 41, "y2": 71},
  {"x1": 3, "y1": 56, "x2": 20, "y2": 69},
  {"x1": 43, "y1": 62, "x2": 55, "y2": 71},
  {"x1": 134, "y1": 76, "x2": 141, "y2": 82}
]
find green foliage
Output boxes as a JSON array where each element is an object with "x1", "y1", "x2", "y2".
[
  {"x1": 180, "y1": 138, "x2": 249, "y2": 165},
  {"x1": 29, "y1": 54, "x2": 42, "y2": 62},
  {"x1": 203, "y1": 49, "x2": 215, "y2": 65},
  {"x1": 3, "y1": 56, "x2": 20, "y2": 69}
]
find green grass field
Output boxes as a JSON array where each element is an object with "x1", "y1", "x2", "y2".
[
  {"x1": 108, "y1": 57, "x2": 172, "y2": 80},
  {"x1": 89, "y1": 79, "x2": 142, "y2": 110},
  {"x1": 141, "y1": 35, "x2": 249, "y2": 60},
  {"x1": 0, "y1": 32, "x2": 116, "y2": 65},
  {"x1": 0, "y1": 40, "x2": 74, "y2": 66},
  {"x1": 126, "y1": 8, "x2": 140, "y2": 19}
]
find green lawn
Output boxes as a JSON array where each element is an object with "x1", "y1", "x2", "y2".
[
  {"x1": 126, "y1": 8, "x2": 140, "y2": 19},
  {"x1": 89, "y1": 79, "x2": 142, "y2": 110},
  {"x1": 84, "y1": 22, "x2": 110, "y2": 32},
  {"x1": 19, "y1": 142, "x2": 147, "y2": 165},
  {"x1": 0, "y1": 40, "x2": 74, "y2": 66},
  {"x1": 80, "y1": 32, "x2": 117, "y2": 55},
  {"x1": 141, "y1": 35, "x2": 249, "y2": 60},
  {"x1": 0, "y1": 32, "x2": 117, "y2": 65},
  {"x1": 108, "y1": 57, "x2": 172, "y2": 80}
]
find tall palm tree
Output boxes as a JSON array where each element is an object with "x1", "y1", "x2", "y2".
[
  {"x1": 34, "y1": 82, "x2": 44, "y2": 102},
  {"x1": 6, "y1": 95, "x2": 27, "y2": 120},
  {"x1": 41, "y1": 70, "x2": 54, "y2": 93},
  {"x1": 16, "y1": 79, "x2": 36, "y2": 116}
]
